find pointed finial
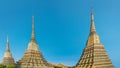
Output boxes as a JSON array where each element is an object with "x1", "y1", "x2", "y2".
[
  {"x1": 90, "y1": 8, "x2": 96, "y2": 34},
  {"x1": 7, "y1": 35, "x2": 9, "y2": 43},
  {"x1": 91, "y1": 8, "x2": 94, "y2": 20},
  {"x1": 6, "y1": 36, "x2": 10, "y2": 52},
  {"x1": 31, "y1": 15, "x2": 36, "y2": 41}
]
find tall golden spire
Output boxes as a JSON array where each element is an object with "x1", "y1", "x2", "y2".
[
  {"x1": 75, "y1": 9, "x2": 114, "y2": 68},
  {"x1": 18, "y1": 15, "x2": 53, "y2": 68},
  {"x1": 6, "y1": 36, "x2": 10, "y2": 52},
  {"x1": 31, "y1": 15, "x2": 36, "y2": 41},
  {"x1": 90, "y1": 9, "x2": 96, "y2": 34},
  {"x1": 2, "y1": 36, "x2": 15, "y2": 65}
]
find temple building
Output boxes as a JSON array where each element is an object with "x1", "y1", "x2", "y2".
[
  {"x1": 75, "y1": 9, "x2": 114, "y2": 68},
  {"x1": 17, "y1": 16, "x2": 53, "y2": 68},
  {"x1": 50, "y1": 63, "x2": 68, "y2": 68},
  {"x1": 2, "y1": 36, "x2": 15, "y2": 65}
]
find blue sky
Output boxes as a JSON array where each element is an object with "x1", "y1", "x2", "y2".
[{"x1": 0, "y1": 0, "x2": 120, "y2": 67}]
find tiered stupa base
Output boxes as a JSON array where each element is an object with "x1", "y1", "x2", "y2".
[
  {"x1": 3, "y1": 57, "x2": 14, "y2": 65},
  {"x1": 18, "y1": 50, "x2": 53, "y2": 68},
  {"x1": 76, "y1": 44, "x2": 114, "y2": 68}
]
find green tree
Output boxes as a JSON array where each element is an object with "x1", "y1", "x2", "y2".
[
  {"x1": 6, "y1": 64, "x2": 15, "y2": 68},
  {"x1": 0, "y1": 64, "x2": 6, "y2": 68},
  {"x1": 54, "y1": 66, "x2": 62, "y2": 68}
]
